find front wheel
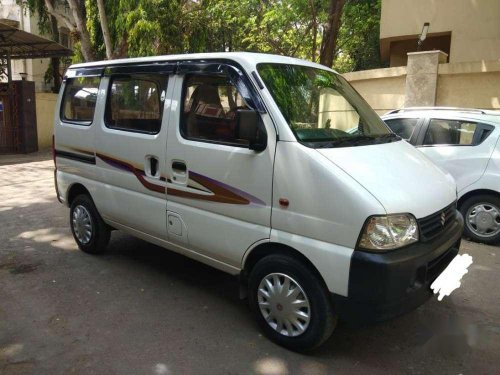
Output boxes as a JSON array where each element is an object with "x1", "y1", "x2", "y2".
[
  {"x1": 460, "y1": 194, "x2": 500, "y2": 245},
  {"x1": 70, "y1": 194, "x2": 110, "y2": 254},
  {"x1": 248, "y1": 254, "x2": 337, "y2": 351}
]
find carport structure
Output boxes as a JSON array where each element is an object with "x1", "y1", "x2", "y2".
[{"x1": 0, "y1": 21, "x2": 72, "y2": 153}]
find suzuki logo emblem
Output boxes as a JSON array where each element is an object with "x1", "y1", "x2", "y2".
[{"x1": 440, "y1": 212, "x2": 446, "y2": 226}]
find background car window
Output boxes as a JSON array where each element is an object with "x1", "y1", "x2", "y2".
[
  {"x1": 105, "y1": 75, "x2": 166, "y2": 134},
  {"x1": 61, "y1": 77, "x2": 100, "y2": 123},
  {"x1": 181, "y1": 74, "x2": 250, "y2": 146},
  {"x1": 423, "y1": 119, "x2": 477, "y2": 145},
  {"x1": 385, "y1": 118, "x2": 419, "y2": 140}
]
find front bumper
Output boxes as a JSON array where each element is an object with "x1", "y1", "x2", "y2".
[{"x1": 333, "y1": 209, "x2": 464, "y2": 323}]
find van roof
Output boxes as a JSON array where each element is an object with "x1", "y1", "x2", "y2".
[{"x1": 69, "y1": 52, "x2": 333, "y2": 72}]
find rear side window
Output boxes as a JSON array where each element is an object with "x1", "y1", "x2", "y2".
[
  {"x1": 423, "y1": 119, "x2": 477, "y2": 146},
  {"x1": 181, "y1": 74, "x2": 251, "y2": 146},
  {"x1": 61, "y1": 77, "x2": 100, "y2": 124},
  {"x1": 105, "y1": 75, "x2": 166, "y2": 134},
  {"x1": 385, "y1": 118, "x2": 419, "y2": 140}
]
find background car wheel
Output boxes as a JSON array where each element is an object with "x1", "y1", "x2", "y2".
[
  {"x1": 248, "y1": 254, "x2": 337, "y2": 352},
  {"x1": 70, "y1": 194, "x2": 110, "y2": 254},
  {"x1": 460, "y1": 194, "x2": 500, "y2": 245}
]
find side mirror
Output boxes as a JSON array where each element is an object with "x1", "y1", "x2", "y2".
[{"x1": 237, "y1": 109, "x2": 267, "y2": 152}]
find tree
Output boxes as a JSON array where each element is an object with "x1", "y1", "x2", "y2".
[
  {"x1": 19, "y1": 0, "x2": 95, "y2": 61},
  {"x1": 319, "y1": 0, "x2": 345, "y2": 67},
  {"x1": 96, "y1": 0, "x2": 112, "y2": 59},
  {"x1": 19, "y1": 0, "x2": 384, "y2": 70},
  {"x1": 66, "y1": 0, "x2": 94, "y2": 61},
  {"x1": 333, "y1": 0, "x2": 383, "y2": 72}
]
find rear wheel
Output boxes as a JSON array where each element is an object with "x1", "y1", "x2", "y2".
[
  {"x1": 248, "y1": 254, "x2": 337, "y2": 351},
  {"x1": 70, "y1": 194, "x2": 110, "y2": 254},
  {"x1": 460, "y1": 194, "x2": 500, "y2": 245}
]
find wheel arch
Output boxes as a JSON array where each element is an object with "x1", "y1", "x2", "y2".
[
  {"x1": 458, "y1": 189, "x2": 500, "y2": 209},
  {"x1": 241, "y1": 242, "x2": 328, "y2": 290},
  {"x1": 67, "y1": 183, "x2": 92, "y2": 206}
]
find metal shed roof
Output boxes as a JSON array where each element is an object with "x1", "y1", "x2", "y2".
[{"x1": 0, "y1": 21, "x2": 72, "y2": 59}]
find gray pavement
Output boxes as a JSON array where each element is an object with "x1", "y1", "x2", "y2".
[{"x1": 0, "y1": 155, "x2": 499, "y2": 374}]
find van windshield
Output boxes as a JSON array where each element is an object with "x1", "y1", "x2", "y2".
[{"x1": 257, "y1": 63, "x2": 399, "y2": 148}]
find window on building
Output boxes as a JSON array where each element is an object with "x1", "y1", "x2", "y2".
[
  {"x1": 385, "y1": 118, "x2": 419, "y2": 140},
  {"x1": 105, "y1": 75, "x2": 166, "y2": 134},
  {"x1": 181, "y1": 74, "x2": 251, "y2": 146},
  {"x1": 61, "y1": 76, "x2": 100, "y2": 123},
  {"x1": 423, "y1": 119, "x2": 477, "y2": 146}
]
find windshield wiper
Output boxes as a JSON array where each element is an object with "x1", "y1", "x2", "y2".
[
  {"x1": 309, "y1": 133, "x2": 400, "y2": 149},
  {"x1": 375, "y1": 133, "x2": 401, "y2": 142}
]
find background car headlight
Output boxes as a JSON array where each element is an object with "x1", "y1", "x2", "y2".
[{"x1": 358, "y1": 214, "x2": 419, "y2": 251}]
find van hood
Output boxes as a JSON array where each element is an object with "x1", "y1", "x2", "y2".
[{"x1": 316, "y1": 140, "x2": 456, "y2": 219}]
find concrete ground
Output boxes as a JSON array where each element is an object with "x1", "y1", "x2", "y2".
[{"x1": 0, "y1": 155, "x2": 499, "y2": 375}]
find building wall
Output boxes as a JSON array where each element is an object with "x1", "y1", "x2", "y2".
[
  {"x1": 380, "y1": 0, "x2": 500, "y2": 64},
  {"x1": 436, "y1": 61, "x2": 500, "y2": 109},
  {"x1": 344, "y1": 61, "x2": 500, "y2": 115},
  {"x1": 35, "y1": 93, "x2": 57, "y2": 149},
  {"x1": 343, "y1": 67, "x2": 407, "y2": 115}
]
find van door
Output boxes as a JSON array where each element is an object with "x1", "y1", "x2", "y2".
[
  {"x1": 165, "y1": 63, "x2": 275, "y2": 268},
  {"x1": 93, "y1": 68, "x2": 173, "y2": 239}
]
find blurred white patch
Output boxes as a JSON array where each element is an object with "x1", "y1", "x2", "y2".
[
  {"x1": 153, "y1": 363, "x2": 169, "y2": 375},
  {"x1": 431, "y1": 254, "x2": 473, "y2": 301},
  {"x1": 254, "y1": 357, "x2": 288, "y2": 375}
]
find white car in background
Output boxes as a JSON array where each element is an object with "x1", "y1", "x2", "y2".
[{"x1": 382, "y1": 108, "x2": 500, "y2": 244}]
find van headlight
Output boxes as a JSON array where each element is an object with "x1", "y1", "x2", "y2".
[{"x1": 358, "y1": 214, "x2": 419, "y2": 251}]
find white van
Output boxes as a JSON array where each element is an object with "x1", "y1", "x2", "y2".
[{"x1": 54, "y1": 52, "x2": 463, "y2": 351}]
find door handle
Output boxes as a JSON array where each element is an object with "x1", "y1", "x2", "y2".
[
  {"x1": 171, "y1": 160, "x2": 188, "y2": 184},
  {"x1": 145, "y1": 155, "x2": 160, "y2": 178},
  {"x1": 172, "y1": 161, "x2": 187, "y2": 173}
]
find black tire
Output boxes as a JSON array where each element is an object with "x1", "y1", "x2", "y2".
[
  {"x1": 248, "y1": 254, "x2": 337, "y2": 352},
  {"x1": 460, "y1": 194, "x2": 500, "y2": 245},
  {"x1": 70, "y1": 194, "x2": 110, "y2": 254}
]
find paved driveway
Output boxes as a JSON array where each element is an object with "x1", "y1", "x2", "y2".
[{"x1": 1, "y1": 156, "x2": 499, "y2": 374}]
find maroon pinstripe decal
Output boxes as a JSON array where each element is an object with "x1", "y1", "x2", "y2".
[{"x1": 95, "y1": 154, "x2": 264, "y2": 205}]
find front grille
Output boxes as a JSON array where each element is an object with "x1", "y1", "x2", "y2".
[{"x1": 418, "y1": 202, "x2": 457, "y2": 241}]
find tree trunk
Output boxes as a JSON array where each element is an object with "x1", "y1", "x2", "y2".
[
  {"x1": 67, "y1": 0, "x2": 95, "y2": 61},
  {"x1": 308, "y1": 0, "x2": 318, "y2": 62},
  {"x1": 44, "y1": 0, "x2": 74, "y2": 30},
  {"x1": 96, "y1": 0, "x2": 113, "y2": 59},
  {"x1": 50, "y1": 15, "x2": 61, "y2": 93},
  {"x1": 319, "y1": 0, "x2": 345, "y2": 68}
]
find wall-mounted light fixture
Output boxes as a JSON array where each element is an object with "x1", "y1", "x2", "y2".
[
  {"x1": 19, "y1": 72, "x2": 27, "y2": 81},
  {"x1": 417, "y1": 22, "x2": 430, "y2": 51}
]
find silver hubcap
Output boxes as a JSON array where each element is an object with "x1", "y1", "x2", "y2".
[
  {"x1": 466, "y1": 202, "x2": 500, "y2": 238},
  {"x1": 257, "y1": 273, "x2": 311, "y2": 337},
  {"x1": 72, "y1": 205, "x2": 93, "y2": 244}
]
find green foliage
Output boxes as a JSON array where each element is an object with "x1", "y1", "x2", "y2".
[
  {"x1": 334, "y1": 0, "x2": 384, "y2": 72},
  {"x1": 20, "y1": 0, "x2": 383, "y2": 71}
]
